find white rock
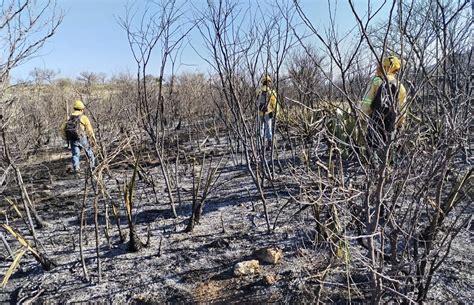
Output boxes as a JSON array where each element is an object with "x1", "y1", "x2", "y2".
[{"x1": 233, "y1": 259, "x2": 260, "y2": 276}]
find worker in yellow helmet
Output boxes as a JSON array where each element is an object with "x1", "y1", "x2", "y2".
[
  {"x1": 60, "y1": 100, "x2": 96, "y2": 173},
  {"x1": 361, "y1": 56, "x2": 407, "y2": 151},
  {"x1": 257, "y1": 74, "x2": 278, "y2": 149}
]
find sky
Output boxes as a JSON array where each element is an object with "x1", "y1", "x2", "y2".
[
  {"x1": 11, "y1": 0, "x2": 139, "y2": 81},
  {"x1": 9, "y1": 0, "x2": 385, "y2": 82}
]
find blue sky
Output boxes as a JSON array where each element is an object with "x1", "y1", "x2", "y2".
[
  {"x1": 11, "y1": 0, "x2": 135, "y2": 81},
  {"x1": 10, "y1": 0, "x2": 385, "y2": 81}
]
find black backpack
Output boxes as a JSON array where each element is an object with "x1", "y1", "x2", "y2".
[
  {"x1": 65, "y1": 115, "x2": 83, "y2": 141},
  {"x1": 258, "y1": 90, "x2": 269, "y2": 113},
  {"x1": 367, "y1": 78, "x2": 399, "y2": 147}
]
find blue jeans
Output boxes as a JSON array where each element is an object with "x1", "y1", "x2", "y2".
[
  {"x1": 261, "y1": 114, "x2": 273, "y2": 142},
  {"x1": 69, "y1": 136, "x2": 95, "y2": 171}
]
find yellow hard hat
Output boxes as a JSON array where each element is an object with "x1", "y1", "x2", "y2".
[
  {"x1": 73, "y1": 100, "x2": 85, "y2": 110},
  {"x1": 382, "y1": 56, "x2": 401, "y2": 73},
  {"x1": 261, "y1": 74, "x2": 272, "y2": 84}
]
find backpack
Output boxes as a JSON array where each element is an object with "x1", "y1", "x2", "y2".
[
  {"x1": 65, "y1": 115, "x2": 83, "y2": 141},
  {"x1": 368, "y1": 78, "x2": 399, "y2": 147},
  {"x1": 258, "y1": 90, "x2": 269, "y2": 113}
]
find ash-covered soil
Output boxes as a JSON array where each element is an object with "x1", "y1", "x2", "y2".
[{"x1": 0, "y1": 145, "x2": 472, "y2": 303}]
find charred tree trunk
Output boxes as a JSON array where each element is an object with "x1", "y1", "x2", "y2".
[{"x1": 128, "y1": 228, "x2": 144, "y2": 252}]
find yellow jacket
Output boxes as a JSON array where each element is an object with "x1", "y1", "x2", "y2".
[
  {"x1": 257, "y1": 86, "x2": 278, "y2": 116},
  {"x1": 361, "y1": 73, "x2": 407, "y2": 126},
  {"x1": 60, "y1": 110, "x2": 96, "y2": 142}
]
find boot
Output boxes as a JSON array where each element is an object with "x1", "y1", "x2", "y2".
[{"x1": 72, "y1": 166, "x2": 80, "y2": 176}]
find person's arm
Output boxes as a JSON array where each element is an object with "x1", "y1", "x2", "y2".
[
  {"x1": 361, "y1": 77, "x2": 382, "y2": 117},
  {"x1": 268, "y1": 92, "x2": 277, "y2": 115},
  {"x1": 81, "y1": 115, "x2": 96, "y2": 142},
  {"x1": 59, "y1": 120, "x2": 67, "y2": 140},
  {"x1": 256, "y1": 87, "x2": 263, "y2": 116},
  {"x1": 398, "y1": 83, "x2": 407, "y2": 127}
]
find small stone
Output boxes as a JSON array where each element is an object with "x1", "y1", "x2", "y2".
[
  {"x1": 263, "y1": 274, "x2": 277, "y2": 286},
  {"x1": 37, "y1": 189, "x2": 53, "y2": 197},
  {"x1": 255, "y1": 247, "x2": 283, "y2": 264},
  {"x1": 233, "y1": 259, "x2": 260, "y2": 276}
]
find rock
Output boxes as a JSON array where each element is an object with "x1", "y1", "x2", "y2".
[
  {"x1": 37, "y1": 189, "x2": 53, "y2": 197},
  {"x1": 233, "y1": 259, "x2": 260, "y2": 276},
  {"x1": 255, "y1": 247, "x2": 283, "y2": 264},
  {"x1": 263, "y1": 274, "x2": 277, "y2": 286},
  {"x1": 32, "y1": 189, "x2": 53, "y2": 201}
]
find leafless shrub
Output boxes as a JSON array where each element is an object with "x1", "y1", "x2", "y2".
[
  {"x1": 0, "y1": 1, "x2": 61, "y2": 282},
  {"x1": 290, "y1": 0, "x2": 472, "y2": 302},
  {"x1": 185, "y1": 153, "x2": 225, "y2": 232}
]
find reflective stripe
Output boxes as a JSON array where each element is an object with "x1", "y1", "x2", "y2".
[{"x1": 362, "y1": 98, "x2": 372, "y2": 106}]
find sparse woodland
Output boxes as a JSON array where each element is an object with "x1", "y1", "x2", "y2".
[{"x1": 0, "y1": 0, "x2": 472, "y2": 303}]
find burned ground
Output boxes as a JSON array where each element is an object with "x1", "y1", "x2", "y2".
[{"x1": 0, "y1": 140, "x2": 472, "y2": 304}]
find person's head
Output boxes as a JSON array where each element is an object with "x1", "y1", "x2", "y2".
[
  {"x1": 261, "y1": 74, "x2": 272, "y2": 86},
  {"x1": 73, "y1": 99, "x2": 85, "y2": 111},
  {"x1": 376, "y1": 55, "x2": 401, "y2": 75}
]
